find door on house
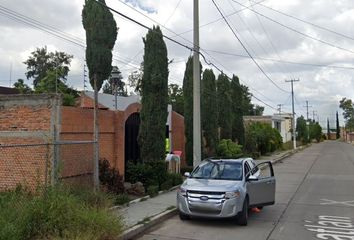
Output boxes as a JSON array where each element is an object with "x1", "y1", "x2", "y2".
[{"x1": 125, "y1": 113, "x2": 140, "y2": 170}]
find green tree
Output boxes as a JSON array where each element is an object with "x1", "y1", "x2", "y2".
[
  {"x1": 201, "y1": 69, "x2": 218, "y2": 157},
  {"x1": 244, "y1": 122, "x2": 282, "y2": 156},
  {"x1": 183, "y1": 57, "x2": 194, "y2": 165},
  {"x1": 82, "y1": 0, "x2": 117, "y2": 190},
  {"x1": 240, "y1": 84, "x2": 253, "y2": 115},
  {"x1": 309, "y1": 121, "x2": 322, "y2": 142},
  {"x1": 13, "y1": 79, "x2": 32, "y2": 94},
  {"x1": 296, "y1": 116, "x2": 308, "y2": 144},
  {"x1": 128, "y1": 62, "x2": 144, "y2": 95},
  {"x1": 339, "y1": 98, "x2": 354, "y2": 131},
  {"x1": 24, "y1": 46, "x2": 73, "y2": 88},
  {"x1": 168, "y1": 84, "x2": 184, "y2": 115},
  {"x1": 253, "y1": 105, "x2": 264, "y2": 116},
  {"x1": 336, "y1": 111, "x2": 340, "y2": 139},
  {"x1": 217, "y1": 73, "x2": 232, "y2": 139},
  {"x1": 216, "y1": 139, "x2": 242, "y2": 158},
  {"x1": 35, "y1": 69, "x2": 78, "y2": 106},
  {"x1": 102, "y1": 66, "x2": 127, "y2": 96},
  {"x1": 230, "y1": 75, "x2": 245, "y2": 145},
  {"x1": 138, "y1": 26, "x2": 169, "y2": 163}
]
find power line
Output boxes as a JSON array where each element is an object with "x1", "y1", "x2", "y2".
[
  {"x1": 230, "y1": 0, "x2": 354, "y2": 54},
  {"x1": 211, "y1": 0, "x2": 289, "y2": 93},
  {"x1": 205, "y1": 49, "x2": 354, "y2": 70},
  {"x1": 171, "y1": 0, "x2": 267, "y2": 38},
  {"x1": 164, "y1": 0, "x2": 183, "y2": 25},
  {"x1": 253, "y1": 0, "x2": 354, "y2": 42}
]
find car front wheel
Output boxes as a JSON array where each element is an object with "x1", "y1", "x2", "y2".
[{"x1": 237, "y1": 197, "x2": 248, "y2": 226}]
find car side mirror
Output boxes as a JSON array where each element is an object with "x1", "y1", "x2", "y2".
[
  {"x1": 184, "y1": 172, "x2": 191, "y2": 178},
  {"x1": 247, "y1": 175, "x2": 258, "y2": 181}
]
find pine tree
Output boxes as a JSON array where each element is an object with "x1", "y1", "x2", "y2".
[
  {"x1": 217, "y1": 73, "x2": 232, "y2": 140},
  {"x1": 336, "y1": 111, "x2": 340, "y2": 139},
  {"x1": 183, "y1": 57, "x2": 194, "y2": 165},
  {"x1": 201, "y1": 69, "x2": 218, "y2": 157},
  {"x1": 82, "y1": 0, "x2": 117, "y2": 189},
  {"x1": 230, "y1": 75, "x2": 245, "y2": 145},
  {"x1": 138, "y1": 26, "x2": 169, "y2": 162}
]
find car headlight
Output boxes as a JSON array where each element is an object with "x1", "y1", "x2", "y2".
[
  {"x1": 178, "y1": 187, "x2": 187, "y2": 197},
  {"x1": 225, "y1": 191, "x2": 240, "y2": 199}
]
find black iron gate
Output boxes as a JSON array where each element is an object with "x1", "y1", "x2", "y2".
[{"x1": 125, "y1": 113, "x2": 140, "y2": 169}]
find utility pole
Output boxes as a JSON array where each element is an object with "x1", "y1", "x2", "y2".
[
  {"x1": 193, "y1": 0, "x2": 201, "y2": 168},
  {"x1": 303, "y1": 100, "x2": 312, "y2": 121},
  {"x1": 312, "y1": 110, "x2": 317, "y2": 122},
  {"x1": 285, "y1": 79, "x2": 299, "y2": 150}
]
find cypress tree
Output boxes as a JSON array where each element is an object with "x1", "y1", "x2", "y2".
[
  {"x1": 138, "y1": 26, "x2": 169, "y2": 163},
  {"x1": 230, "y1": 75, "x2": 245, "y2": 145},
  {"x1": 327, "y1": 118, "x2": 330, "y2": 139},
  {"x1": 82, "y1": 0, "x2": 117, "y2": 189},
  {"x1": 336, "y1": 111, "x2": 340, "y2": 139},
  {"x1": 183, "y1": 57, "x2": 193, "y2": 165},
  {"x1": 217, "y1": 73, "x2": 232, "y2": 140},
  {"x1": 201, "y1": 69, "x2": 218, "y2": 157}
]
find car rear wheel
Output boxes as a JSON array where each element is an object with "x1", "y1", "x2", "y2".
[
  {"x1": 237, "y1": 197, "x2": 248, "y2": 226},
  {"x1": 179, "y1": 211, "x2": 190, "y2": 220}
]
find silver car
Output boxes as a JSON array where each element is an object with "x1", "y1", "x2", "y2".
[{"x1": 177, "y1": 158, "x2": 276, "y2": 225}]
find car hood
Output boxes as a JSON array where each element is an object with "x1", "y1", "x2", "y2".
[{"x1": 182, "y1": 178, "x2": 243, "y2": 192}]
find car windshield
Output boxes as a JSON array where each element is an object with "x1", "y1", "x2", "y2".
[{"x1": 190, "y1": 161, "x2": 243, "y2": 181}]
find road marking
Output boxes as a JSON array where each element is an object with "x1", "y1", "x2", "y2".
[
  {"x1": 320, "y1": 199, "x2": 354, "y2": 207},
  {"x1": 305, "y1": 215, "x2": 354, "y2": 239}
]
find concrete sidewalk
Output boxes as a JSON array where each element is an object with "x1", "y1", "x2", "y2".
[{"x1": 117, "y1": 146, "x2": 306, "y2": 240}]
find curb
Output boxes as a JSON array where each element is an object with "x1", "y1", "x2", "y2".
[
  {"x1": 119, "y1": 208, "x2": 177, "y2": 240},
  {"x1": 110, "y1": 185, "x2": 180, "y2": 211}
]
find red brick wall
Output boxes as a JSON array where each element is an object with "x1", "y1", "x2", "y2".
[
  {"x1": 0, "y1": 104, "x2": 51, "y2": 131},
  {"x1": 0, "y1": 95, "x2": 57, "y2": 190},
  {"x1": 61, "y1": 107, "x2": 116, "y2": 178}
]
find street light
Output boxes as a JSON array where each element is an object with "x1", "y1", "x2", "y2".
[{"x1": 110, "y1": 66, "x2": 121, "y2": 110}]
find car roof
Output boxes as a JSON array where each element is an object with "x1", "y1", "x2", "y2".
[{"x1": 205, "y1": 157, "x2": 253, "y2": 163}]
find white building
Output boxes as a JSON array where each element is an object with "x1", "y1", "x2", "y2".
[{"x1": 272, "y1": 113, "x2": 293, "y2": 143}]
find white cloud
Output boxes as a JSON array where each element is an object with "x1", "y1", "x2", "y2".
[{"x1": 0, "y1": 0, "x2": 354, "y2": 127}]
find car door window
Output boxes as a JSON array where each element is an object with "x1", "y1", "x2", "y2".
[
  {"x1": 244, "y1": 162, "x2": 251, "y2": 178},
  {"x1": 251, "y1": 162, "x2": 274, "y2": 180}
]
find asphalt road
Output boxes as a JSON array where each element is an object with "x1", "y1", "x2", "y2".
[{"x1": 137, "y1": 141, "x2": 354, "y2": 240}]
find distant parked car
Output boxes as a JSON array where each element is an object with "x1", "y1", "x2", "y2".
[{"x1": 177, "y1": 158, "x2": 276, "y2": 225}]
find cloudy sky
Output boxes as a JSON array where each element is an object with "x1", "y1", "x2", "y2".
[{"x1": 1, "y1": 0, "x2": 354, "y2": 127}]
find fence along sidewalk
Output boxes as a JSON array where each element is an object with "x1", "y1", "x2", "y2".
[{"x1": 0, "y1": 141, "x2": 95, "y2": 191}]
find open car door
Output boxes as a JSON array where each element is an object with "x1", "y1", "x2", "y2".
[{"x1": 246, "y1": 161, "x2": 276, "y2": 207}]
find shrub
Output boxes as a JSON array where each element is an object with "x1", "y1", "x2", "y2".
[
  {"x1": 168, "y1": 173, "x2": 183, "y2": 186},
  {"x1": 147, "y1": 185, "x2": 159, "y2": 197},
  {"x1": 115, "y1": 193, "x2": 131, "y2": 205},
  {"x1": 216, "y1": 139, "x2": 243, "y2": 158},
  {"x1": 125, "y1": 160, "x2": 168, "y2": 190},
  {"x1": 160, "y1": 179, "x2": 173, "y2": 191},
  {"x1": 0, "y1": 185, "x2": 123, "y2": 240},
  {"x1": 244, "y1": 122, "x2": 283, "y2": 156},
  {"x1": 99, "y1": 158, "x2": 124, "y2": 194}
]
